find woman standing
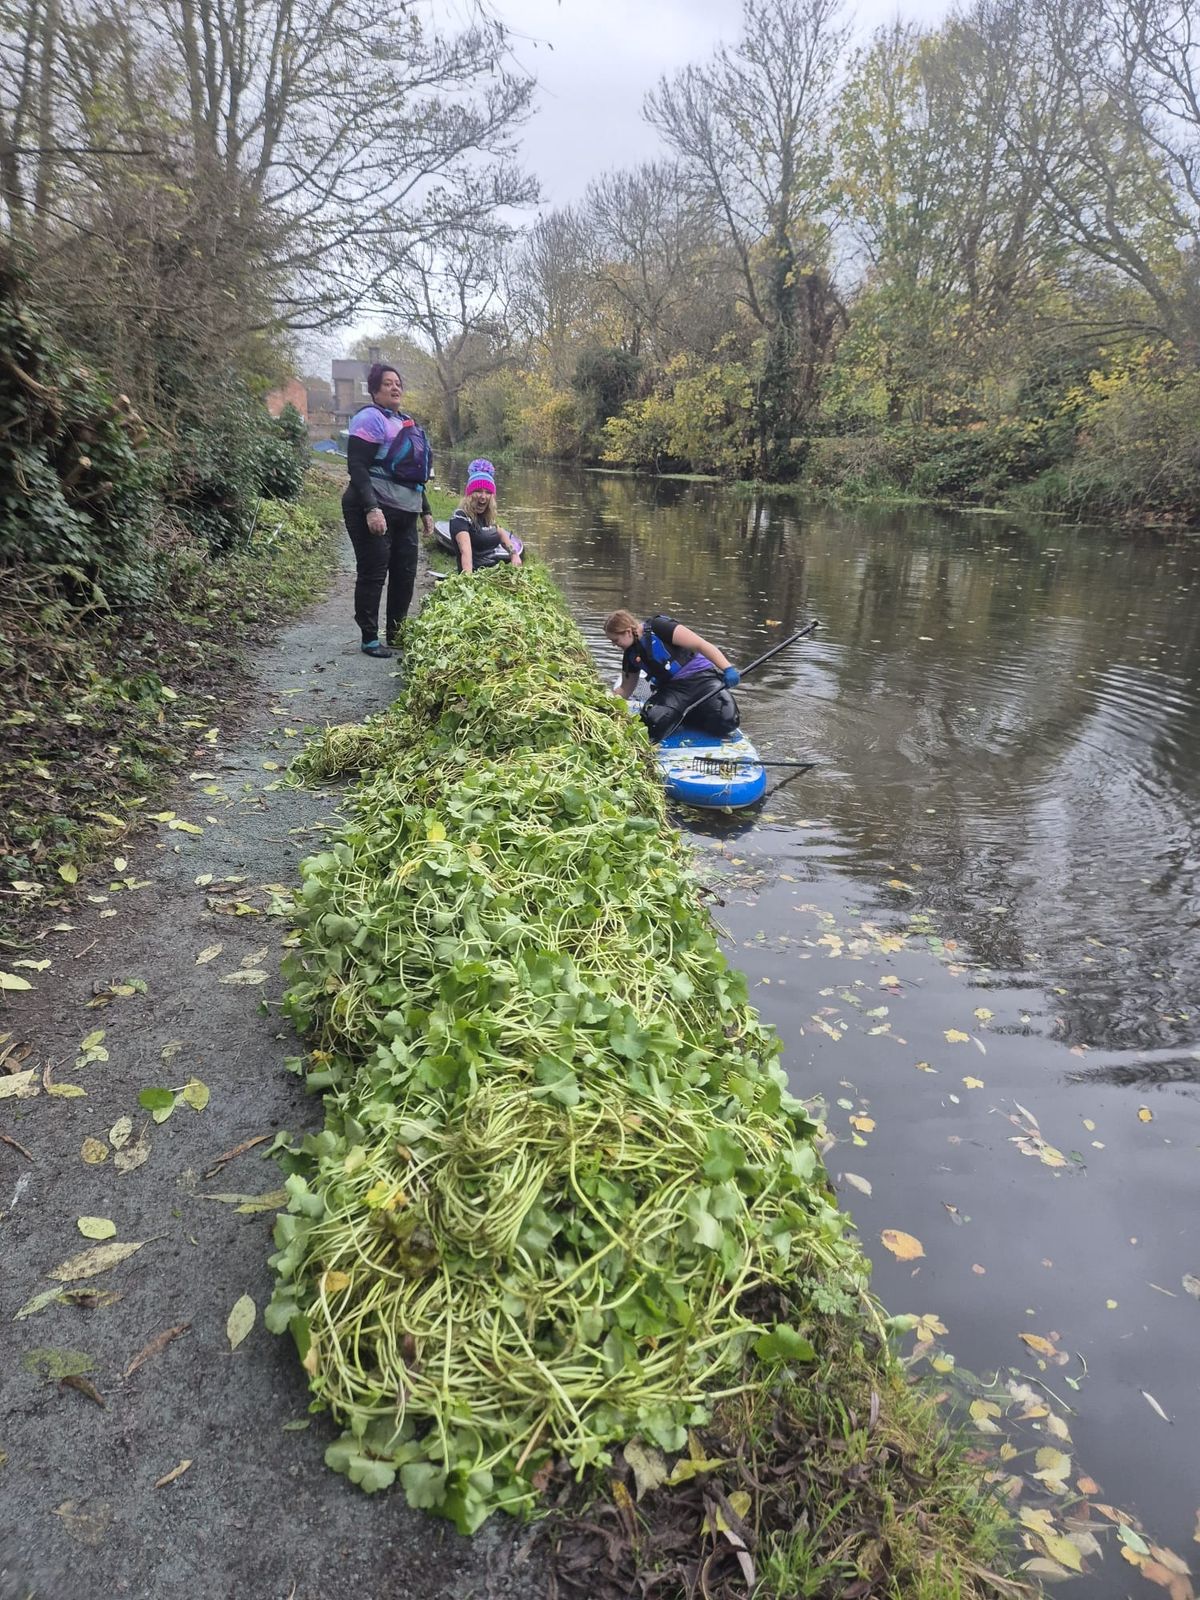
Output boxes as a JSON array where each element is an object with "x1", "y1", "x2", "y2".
[
  {"x1": 343, "y1": 363, "x2": 435, "y2": 658},
  {"x1": 448, "y1": 459, "x2": 522, "y2": 573}
]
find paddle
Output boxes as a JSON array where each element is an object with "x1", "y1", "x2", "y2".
[{"x1": 655, "y1": 619, "x2": 819, "y2": 742}]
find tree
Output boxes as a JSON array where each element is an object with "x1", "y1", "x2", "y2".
[
  {"x1": 2, "y1": 0, "x2": 537, "y2": 336},
  {"x1": 646, "y1": 0, "x2": 850, "y2": 475},
  {"x1": 374, "y1": 167, "x2": 535, "y2": 444},
  {"x1": 1022, "y1": 0, "x2": 1200, "y2": 358}
]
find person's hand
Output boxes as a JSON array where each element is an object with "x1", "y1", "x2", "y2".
[
  {"x1": 511, "y1": 553, "x2": 522, "y2": 567},
  {"x1": 366, "y1": 508, "x2": 386, "y2": 536},
  {"x1": 422, "y1": 512, "x2": 434, "y2": 536},
  {"x1": 722, "y1": 665, "x2": 741, "y2": 688}
]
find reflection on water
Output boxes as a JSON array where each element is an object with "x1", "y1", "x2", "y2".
[{"x1": 502, "y1": 464, "x2": 1200, "y2": 1057}]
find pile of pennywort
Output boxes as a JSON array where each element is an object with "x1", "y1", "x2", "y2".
[{"x1": 270, "y1": 565, "x2": 865, "y2": 1532}]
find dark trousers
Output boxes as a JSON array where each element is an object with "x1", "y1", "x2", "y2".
[
  {"x1": 342, "y1": 494, "x2": 419, "y2": 644},
  {"x1": 641, "y1": 670, "x2": 740, "y2": 742}
]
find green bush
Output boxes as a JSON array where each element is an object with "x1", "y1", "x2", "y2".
[
  {"x1": 0, "y1": 252, "x2": 160, "y2": 603},
  {"x1": 169, "y1": 389, "x2": 309, "y2": 553}
]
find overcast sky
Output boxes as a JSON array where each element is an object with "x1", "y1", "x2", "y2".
[
  {"x1": 310, "y1": 0, "x2": 957, "y2": 365},
  {"x1": 495, "y1": 0, "x2": 957, "y2": 209}
]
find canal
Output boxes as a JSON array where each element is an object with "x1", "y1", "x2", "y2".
[{"x1": 497, "y1": 460, "x2": 1200, "y2": 1590}]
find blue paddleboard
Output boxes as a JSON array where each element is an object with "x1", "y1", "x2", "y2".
[{"x1": 655, "y1": 725, "x2": 767, "y2": 809}]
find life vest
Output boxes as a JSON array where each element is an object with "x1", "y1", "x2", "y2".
[
  {"x1": 639, "y1": 617, "x2": 708, "y2": 688},
  {"x1": 369, "y1": 407, "x2": 433, "y2": 488}
]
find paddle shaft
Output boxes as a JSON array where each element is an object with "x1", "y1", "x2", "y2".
[{"x1": 657, "y1": 619, "x2": 819, "y2": 741}]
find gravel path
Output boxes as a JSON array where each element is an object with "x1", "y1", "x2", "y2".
[{"x1": 0, "y1": 542, "x2": 539, "y2": 1600}]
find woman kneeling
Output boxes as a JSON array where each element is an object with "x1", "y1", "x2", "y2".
[{"x1": 606, "y1": 610, "x2": 741, "y2": 742}]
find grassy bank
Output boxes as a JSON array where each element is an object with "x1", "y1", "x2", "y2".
[
  {"x1": 0, "y1": 470, "x2": 342, "y2": 941},
  {"x1": 272, "y1": 562, "x2": 1022, "y2": 1598}
]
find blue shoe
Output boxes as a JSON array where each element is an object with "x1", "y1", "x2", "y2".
[{"x1": 361, "y1": 639, "x2": 394, "y2": 658}]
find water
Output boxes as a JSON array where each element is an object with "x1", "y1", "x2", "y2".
[{"x1": 494, "y1": 461, "x2": 1200, "y2": 1587}]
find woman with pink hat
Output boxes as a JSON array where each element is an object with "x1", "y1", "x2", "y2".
[{"x1": 448, "y1": 459, "x2": 523, "y2": 574}]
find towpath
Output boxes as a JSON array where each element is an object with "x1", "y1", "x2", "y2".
[{"x1": 0, "y1": 543, "x2": 535, "y2": 1600}]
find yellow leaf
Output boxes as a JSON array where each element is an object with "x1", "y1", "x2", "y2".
[
  {"x1": 168, "y1": 820, "x2": 203, "y2": 835},
  {"x1": 849, "y1": 1115, "x2": 875, "y2": 1133},
  {"x1": 1040, "y1": 1532, "x2": 1084, "y2": 1572},
  {"x1": 58, "y1": 863, "x2": 79, "y2": 884},
  {"x1": 963, "y1": 1076, "x2": 984, "y2": 1089},
  {"x1": 80, "y1": 1137, "x2": 109, "y2": 1165},
  {"x1": 944, "y1": 1028, "x2": 969, "y2": 1043},
  {"x1": 1034, "y1": 1447, "x2": 1072, "y2": 1477},
  {"x1": 77, "y1": 1217, "x2": 117, "y2": 1240},
  {"x1": 973, "y1": 1007, "x2": 993, "y2": 1021},
  {"x1": 49, "y1": 1240, "x2": 145, "y2": 1281},
  {"x1": 47, "y1": 1081, "x2": 86, "y2": 1098},
  {"x1": 881, "y1": 1229, "x2": 925, "y2": 1261},
  {"x1": 1019, "y1": 1333, "x2": 1059, "y2": 1357},
  {"x1": 1137, "y1": 1106, "x2": 1153, "y2": 1122},
  {"x1": 181, "y1": 1078, "x2": 209, "y2": 1111},
  {"x1": 320, "y1": 1270, "x2": 352, "y2": 1295},
  {"x1": 426, "y1": 818, "x2": 446, "y2": 843},
  {"x1": 195, "y1": 944, "x2": 222, "y2": 964},
  {"x1": 0, "y1": 971, "x2": 33, "y2": 992}
]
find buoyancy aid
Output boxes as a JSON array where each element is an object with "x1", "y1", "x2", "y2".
[
  {"x1": 369, "y1": 407, "x2": 433, "y2": 487},
  {"x1": 638, "y1": 617, "x2": 711, "y2": 689}
]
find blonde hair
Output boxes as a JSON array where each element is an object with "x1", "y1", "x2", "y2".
[
  {"x1": 457, "y1": 486, "x2": 497, "y2": 524},
  {"x1": 604, "y1": 608, "x2": 640, "y2": 640}
]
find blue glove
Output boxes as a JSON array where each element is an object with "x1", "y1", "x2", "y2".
[{"x1": 722, "y1": 665, "x2": 741, "y2": 688}]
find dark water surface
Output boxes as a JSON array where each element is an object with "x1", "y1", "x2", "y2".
[{"x1": 499, "y1": 462, "x2": 1200, "y2": 1587}]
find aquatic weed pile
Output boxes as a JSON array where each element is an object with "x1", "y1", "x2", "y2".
[{"x1": 269, "y1": 566, "x2": 864, "y2": 1532}]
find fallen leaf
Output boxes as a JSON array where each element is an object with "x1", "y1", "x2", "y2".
[
  {"x1": 180, "y1": 1078, "x2": 209, "y2": 1111},
  {"x1": 49, "y1": 1240, "x2": 145, "y2": 1281},
  {"x1": 963, "y1": 1076, "x2": 985, "y2": 1089},
  {"x1": 0, "y1": 972, "x2": 33, "y2": 992},
  {"x1": 0, "y1": 1068, "x2": 39, "y2": 1099},
  {"x1": 849, "y1": 1115, "x2": 875, "y2": 1133},
  {"x1": 1138, "y1": 1106, "x2": 1153, "y2": 1122},
  {"x1": 944, "y1": 1028, "x2": 969, "y2": 1043},
  {"x1": 52, "y1": 1499, "x2": 111, "y2": 1547},
  {"x1": 59, "y1": 1374, "x2": 106, "y2": 1409},
  {"x1": 58, "y1": 864, "x2": 78, "y2": 884},
  {"x1": 76, "y1": 1218, "x2": 117, "y2": 1240},
  {"x1": 973, "y1": 1007, "x2": 993, "y2": 1022},
  {"x1": 1019, "y1": 1333, "x2": 1060, "y2": 1358},
  {"x1": 219, "y1": 969, "x2": 268, "y2": 986},
  {"x1": 226, "y1": 1294, "x2": 256, "y2": 1350},
  {"x1": 154, "y1": 1459, "x2": 193, "y2": 1489},
  {"x1": 881, "y1": 1229, "x2": 925, "y2": 1262},
  {"x1": 1142, "y1": 1390, "x2": 1173, "y2": 1424},
  {"x1": 841, "y1": 1173, "x2": 872, "y2": 1196},
  {"x1": 195, "y1": 944, "x2": 222, "y2": 965},
  {"x1": 202, "y1": 1133, "x2": 271, "y2": 1179},
  {"x1": 1039, "y1": 1532, "x2": 1084, "y2": 1573},
  {"x1": 108, "y1": 1116, "x2": 133, "y2": 1150},
  {"x1": 167, "y1": 819, "x2": 203, "y2": 834},
  {"x1": 138, "y1": 1086, "x2": 176, "y2": 1124},
  {"x1": 14, "y1": 959, "x2": 51, "y2": 972},
  {"x1": 624, "y1": 1439, "x2": 669, "y2": 1500},
  {"x1": 125, "y1": 1322, "x2": 191, "y2": 1379},
  {"x1": 1077, "y1": 1476, "x2": 1100, "y2": 1496},
  {"x1": 1181, "y1": 1274, "x2": 1200, "y2": 1300}
]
